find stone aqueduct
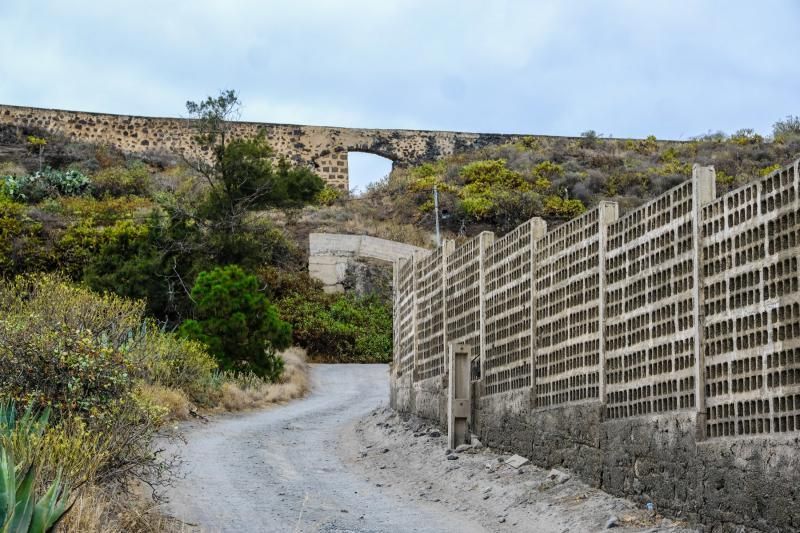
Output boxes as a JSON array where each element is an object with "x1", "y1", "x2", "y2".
[{"x1": 0, "y1": 104, "x2": 528, "y2": 190}]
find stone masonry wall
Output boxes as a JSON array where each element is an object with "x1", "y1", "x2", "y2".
[
  {"x1": 0, "y1": 103, "x2": 526, "y2": 190},
  {"x1": 390, "y1": 160, "x2": 800, "y2": 532}
]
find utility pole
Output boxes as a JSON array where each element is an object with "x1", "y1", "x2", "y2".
[{"x1": 433, "y1": 185, "x2": 441, "y2": 247}]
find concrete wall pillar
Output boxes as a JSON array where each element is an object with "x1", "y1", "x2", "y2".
[
  {"x1": 597, "y1": 201, "x2": 620, "y2": 406},
  {"x1": 440, "y1": 240, "x2": 456, "y2": 386},
  {"x1": 692, "y1": 164, "x2": 717, "y2": 438},
  {"x1": 529, "y1": 218, "x2": 548, "y2": 403},
  {"x1": 477, "y1": 231, "x2": 496, "y2": 383}
]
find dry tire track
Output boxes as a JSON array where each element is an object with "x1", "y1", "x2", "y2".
[{"x1": 165, "y1": 364, "x2": 486, "y2": 533}]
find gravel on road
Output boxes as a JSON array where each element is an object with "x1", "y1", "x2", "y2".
[
  {"x1": 164, "y1": 364, "x2": 485, "y2": 532},
  {"x1": 165, "y1": 364, "x2": 698, "y2": 533}
]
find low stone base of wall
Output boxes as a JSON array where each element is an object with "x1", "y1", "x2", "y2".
[
  {"x1": 390, "y1": 373, "x2": 447, "y2": 427},
  {"x1": 413, "y1": 376, "x2": 447, "y2": 427},
  {"x1": 390, "y1": 373, "x2": 413, "y2": 413},
  {"x1": 476, "y1": 398, "x2": 604, "y2": 487},
  {"x1": 602, "y1": 415, "x2": 800, "y2": 531},
  {"x1": 397, "y1": 380, "x2": 800, "y2": 531}
]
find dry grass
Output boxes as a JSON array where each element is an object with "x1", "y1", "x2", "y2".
[
  {"x1": 0, "y1": 161, "x2": 28, "y2": 176},
  {"x1": 138, "y1": 384, "x2": 191, "y2": 421},
  {"x1": 220, "y1": 347, "x2": 309, "y2": 411},
  {"x1": 60, "y1": 484, "x2": 186, "y2": 533},
  {"x1": 61, "y1": 348, "x2": 310, "y2": 531}
]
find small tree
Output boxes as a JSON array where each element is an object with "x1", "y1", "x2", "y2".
[
  {"x1": 179, "y1": 265, "x2": 291, "y2": 380},
  {"x1": 184, "y1": 90, "x2": 323, "y2": 222},
  {"x1": 26, "y1": 135, "x2": 47, "y2": 171},
  {"x1": 773, "y1": 115, "x2": 800, "y2": 141}
]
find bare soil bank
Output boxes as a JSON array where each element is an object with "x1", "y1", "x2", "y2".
[{"x1": 344, "y1": 407, "x2": 698, "y2": 533}]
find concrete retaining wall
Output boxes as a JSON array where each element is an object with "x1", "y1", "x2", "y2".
[
  {"x1": 390, "y1": 160, "x2": 800, "y2": 531},
  {"x1": 308, "y1": 233, "x2": 427, "y2": 292}
]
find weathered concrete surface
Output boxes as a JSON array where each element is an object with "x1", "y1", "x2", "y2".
[
  {"x1": 341, "y1": 257, "x2": 393, "y2": 299},
  {"x1": 477, "y1": 401, "x2": 605, "y2": 488},
  {"x1": 308, "y1": 233, "x2": 427, "y2": 292},
  {"x1": 476, "y1": 404, "x2": 800, "y2": 531}
]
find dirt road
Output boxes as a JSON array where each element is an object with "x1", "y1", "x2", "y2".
[
  {"x1": 166, "y1": 365, "x2": 695, "y2": 532},
  {"x1": 165, "y1": 364, "x2": 485, "y2": 532}
]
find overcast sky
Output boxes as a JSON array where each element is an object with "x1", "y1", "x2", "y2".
[{"x1": 1, "y1": 1, "x2": 798, "y2": 191}]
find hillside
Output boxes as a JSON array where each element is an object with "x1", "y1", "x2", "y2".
[
  {"x1": 351, "y1": 122, "x2": 800, "y2": 240},
  {"x1": 1, "y1": 110, "x2": 799, "y2": 532}
]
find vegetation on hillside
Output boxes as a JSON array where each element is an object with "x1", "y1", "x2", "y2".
[
  {"x1": 179, "y1": 265, "x2": 291, "y2": 380},
  {"x1": 0, "y1": 91, "x2": 392, "y2": 369},
  {"x1": 0, "y1": 90, "x2": 387, "y2": 531},
  {"x1": 0, "y1": 273, "x2": 309, "y2": 531},
  {"x1": 1, "y1": 89, "x2": 798, "y2": 530},
  {"x1": 355, "y1": 118, "x2": 800, "y2": 236}
]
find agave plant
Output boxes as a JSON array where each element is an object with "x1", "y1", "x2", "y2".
[
  {"x1": 0, "y1": 403, "x2": 72, "y2": 532},
  {"x1": 0, "y1": 403, "x2": 49, "y2": 442}
]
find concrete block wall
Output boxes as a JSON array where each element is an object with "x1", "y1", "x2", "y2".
[
  {"x1": 701, "y1": 160, "x2": 800, "y2": 439},
  {"x1": 413, "y1": 243, "x2": 452, "y2": 422},
  {"x1": 445, "y1": 232, "x2": 494, "y2": 370},
  {"x1": 390, "y1": 159, "x2": 800, "y2": 531},
  {"x1": 604, "y1": 171, "x2": 714, "y2": 426},
  {"x1": 534, "y1": 202, "x2": 617, "y2": 410},
  {"x1": 483, "y1": 219, "x2": 545, "y2": 401}
]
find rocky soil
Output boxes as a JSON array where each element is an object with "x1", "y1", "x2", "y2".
[{"x1": 343, "y1": 408, "x2": 699, "y2": 533}]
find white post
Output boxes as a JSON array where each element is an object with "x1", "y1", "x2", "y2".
[{"x1": 448, "y1": 343, "x2": 471, "y2": 449}]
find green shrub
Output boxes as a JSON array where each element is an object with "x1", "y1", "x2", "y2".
[
  {"x1": 531, "y1": 161, "x2": 564, "y2": 182},
  {"x1": 0, "y1": 317, "x2": 133, "y2": 419},
  {"x1": 40, "y1": 195, "x2": 154, "y2": 225},
  {"x1": 315, "y1": 186, "x2": 343, "y2": 206},
  {"x1": 0, "y1": 404, "x2": 72, "y2": 533},
  {"x1": 278, "y1": 160, "x2": 325, "y2": 207},
  {"x1": 0, "y1": 275, "x2": 190, "y2": 493},
  {"x1": 715, "y1": 169, "x2": 737, "y2": 187},
  {"x1": 0, "y1": 199, "x2": 53, "y2": 277},
  {"x1": 54, "y1": 220, "x2": 107, "y2": 280},
  {"x1": 458, "y1": 159, "x2": 529, "y2": 221},
  {"x1": 258, "y1": 266, "x2": 324, "y2": 302},
  {"x1": 730, "y1": 128, "x2": 764, "y2": 145},
  {"x1": 543, "y1": 195, "x2": 587, "y2": 218},
  {"x1": 0, "y1": 274, "x2": 144, "y2": 351},
  {"x1": 82, "y1": 219, "x2": 166, "y2": 314},
  {"x1": 127, "y1": 323, "x2": 218, "y2": 406},
  {"x1": 460, "y1": 159, "x2": 526, "y2": 188},
  {"x1": 0, "y1": 199, "x2": 29, "y2": 276},
  {"x1": 579, "y1": 130, "x2": 599, "y2": 148},
  {"x1": 1, "y1": 402, "x2": 104, "y2": 488},
  {"x1": 277, "y1": 290, "x2": 392, "y2": 363},
  {"x1": 634, "y1": 135, "x2": 659, "y2": 154},
  {"x1": 91, "y1": 162, "x2": 151, "y2": 197},
  {"x1": 759, "y1": 163, "x2": 782, "y2": 177},
  {"x1": 1, "y1": 168, "x2": 90, "y2": 203},
  {"x1": 179, "y1": 265, "x2": 291, "y2": 380}
]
